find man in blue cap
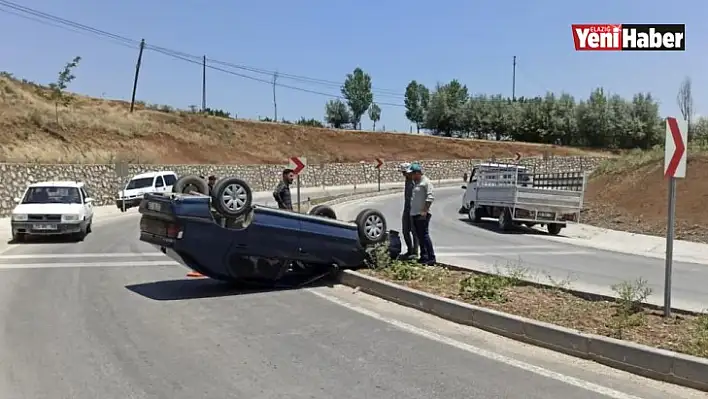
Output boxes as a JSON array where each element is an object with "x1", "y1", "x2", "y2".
[{"x1": 407, "y1": 162, "x2": 436, "y2": 265}]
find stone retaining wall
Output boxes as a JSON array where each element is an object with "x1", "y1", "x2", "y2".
[{"x1": 0, "y1": 156, "x2": 605, "y2": 217}]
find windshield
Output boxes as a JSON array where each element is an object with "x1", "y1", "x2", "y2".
[
  {"x1": 125, "y1": 177, "x2": 154, "y2": 190},
  {"x1": 22, "y1": 186, "x2": 82, "y2": 204}
]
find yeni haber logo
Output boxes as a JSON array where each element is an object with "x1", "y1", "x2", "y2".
[{"x1": 571, "y1": 24, "x2": 685, "y2": 51}]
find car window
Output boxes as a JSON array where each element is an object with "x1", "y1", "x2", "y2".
[
  {"x1": 163, "y1": 174, "x2": 177, "y2": 186},
  {"x1": 22, "y1": 186, "x2": 82, "y2": 204},
  {"x1": 154, "y1": 176, "x2": 165, "y2": 188},
  {"x1": 125, "y1": 177, "x2": 154, "y2": 190}
]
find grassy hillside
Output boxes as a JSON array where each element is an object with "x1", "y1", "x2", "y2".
[{"x1": 0, "y1": 74, "x2": 607, "y2": 164}]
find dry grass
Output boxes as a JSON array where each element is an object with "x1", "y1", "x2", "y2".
[
  {"x1": 0, "y1": 74, "x2": 608, "y2": 164},
  {"x1": 362, "y1": 258, "x2": 708, "y2": 359},
  {"x1": 583, "y1": 154, "x2": 708, "y2": 243}
]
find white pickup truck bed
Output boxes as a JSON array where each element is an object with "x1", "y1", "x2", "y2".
[{"x1": 467, "y1": 169, "x2": 587, "y2": 235}]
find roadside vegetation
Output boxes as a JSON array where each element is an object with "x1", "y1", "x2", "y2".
[{"x1": 364, "y1": 243, "x2": 708, "y2": 359}]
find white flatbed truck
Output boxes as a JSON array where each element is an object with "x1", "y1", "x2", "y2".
[{"x1": 458, "y1": 162, "x2": 586, "y2": 235}]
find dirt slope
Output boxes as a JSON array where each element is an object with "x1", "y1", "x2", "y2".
[
  {"x1": 583, "y1": 155, "x2": 708, "y2": 243},
  {"x1": 0, "y1": 75, "x2": 605, "y2": 164}
]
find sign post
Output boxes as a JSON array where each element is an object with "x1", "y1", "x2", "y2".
[
  {"x1": 289, "y1": 156, "x2": 307, "y2": 212},
  {"x1": 375, "y1": 158, "x2": 384, "y2": 192},
  {"x1": 663, "y1": 117, "x2": 687, "y2": 318}
]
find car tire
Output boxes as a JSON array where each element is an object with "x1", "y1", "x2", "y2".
[
  {"x1": 308, "y1": 205, "x2": 337, "y2": 219},
  {"x1": 12, "y1": 232, "x2": 24, "y2": 243},
  {"x1": 211, "y1": 177, "x2": 253, "y2": 218},
  {"x1": 355, "y1": 208, "x2": 387, "y2": 245},
  {"x1": 173, "y1": 175, "x2": 209, "y2": 195}
]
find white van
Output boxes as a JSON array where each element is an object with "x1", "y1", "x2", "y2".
[{"x1": 116, "y1": 171, "x2": 178, "y2": 211}]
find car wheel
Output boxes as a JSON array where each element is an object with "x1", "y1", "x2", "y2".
[
  {"x1": 498, "y1": 208, "x2": 513, "y2": 231},
  {"x1": 11, "y1": 232, "x2": 24, "y2": 243},
  {"x1": 173, "y1": 175, "x2": 209, "y2": 194},
  {"x1": 355, "y1": 208, "x2": 387, "y2": 245},
  {"x1": 212, "y1": 177, "x2": 253, "y2": 218},
  {"x1": 308, "y1": 204, "x2": 337, "y2": 219}
]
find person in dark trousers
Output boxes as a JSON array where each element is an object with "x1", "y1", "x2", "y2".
[
  {"x1": 407, "y1": 163, "x2": 436, "y2": 265},
  {"x1": 399, "y1": 162, "x2": 418, "y2": 259},
  {"x1": 207, "y1": 175, "x2": 216, "y2": 194},
  {"x1": 273, "y1": 168, "x2": 294, "y2": 210}
]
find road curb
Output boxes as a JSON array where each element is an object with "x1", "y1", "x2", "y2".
[{"x1": 336, "y1": 269, "x2": 708, "y2": 393}]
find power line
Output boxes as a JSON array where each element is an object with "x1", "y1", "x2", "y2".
[{"x1": 0, "y1": 0, "x2": 406, "y2": 104}]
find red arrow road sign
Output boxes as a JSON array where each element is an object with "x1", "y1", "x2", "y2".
[
  {"x1": 513, "y1": 152, "x2": 521, "y2": 161},
  {"x1": 375, "y1": 158, "x2": 384, "y2": 169},
  {"x1": 289, "y1": 156, "x2": 306, "y2": 174},
  {"x1": 664, "y1": 117, "x2": 687, "y2": 178}
]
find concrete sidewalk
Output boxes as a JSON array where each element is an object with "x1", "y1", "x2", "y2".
[{"x1": 534, "y1": 223, "x2": 708, "y2": 266}]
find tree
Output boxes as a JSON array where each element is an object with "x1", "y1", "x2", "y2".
[
  {"x1": 368, "y1": 103, "x2": 381, "y2": 131},
  {"x1": 414, "y1": 82, "x2": 662, "y2": 149},
  {"x1": 47, "y1": 56, "x2": 81, "y2": 125},
  {"x1": 677, "y1": 76, "x2": 694, "y2": 139},
  {"x1": 324, "y1": 99, "x2": 351, "y2": 129},
  {"x1": 404, "y1": 80, "x2": 429, "y2": 133},
  {"x1": 693, "y1": 116, "x2": 708, "y2": 144},
  {"x1": 341, "y1": 68, "x2": 373, "y2": 130}
]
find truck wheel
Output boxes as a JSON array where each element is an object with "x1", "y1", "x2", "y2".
[
  {"x1": 212, "y1": 177, "x2": 253, "y2": 218},
  {"x1": 467, "y1": 204, "x2": 482, "y2": 223},
  {"x1": 173, "y1": 175, "x2": 209, "y2": 195},
  {"x1": 308, "y1": 205, "x2": 337, "y2": 219},
  {"x1": 547, "y1": 224, "x2": 563, "y2": 236},
  {"x1": 498, "y1": 208, "x2": 513, "y2": 231},
  {"x1": 355, "y1": 209, "x2": 387, "y2": 245}
]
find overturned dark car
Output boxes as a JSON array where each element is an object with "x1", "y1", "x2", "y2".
[{"x1": 138, "y1": 175, "x2": 389, "y2": 285}]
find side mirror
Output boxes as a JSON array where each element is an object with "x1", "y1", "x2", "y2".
[
  {"x1": 461, "y1": 185, "x2": 467, "y2": 189},
  {"x1": 13, "y1": 197, "x2": 20, "y2": 203},
  {"x1": 85, "y1": 197, "x2": 94, "y2": 204}
]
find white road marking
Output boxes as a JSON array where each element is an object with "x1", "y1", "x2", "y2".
[
  {"x1": 436, "y1": 250, "x2": 591, "y2": 257},
  {"x1": 0, "y1": 252, "x2": 164, "y2": 260},
  {"x1": 308, "y1": 289, "x2": 644, "y2": 399},
  {"x1": 0, "y1": 260, "x2": 179, "y2": 269},
  {"x1": 434, "y1": 245, "x2": 561, "y2": 250}
]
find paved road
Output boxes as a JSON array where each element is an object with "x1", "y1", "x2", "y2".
[
  {"x1": 0, "y1": 211, "x2": 704, "y2": 397},
  {"x1": 335, "y1": 187, "x2": 708, "y2": 312}
]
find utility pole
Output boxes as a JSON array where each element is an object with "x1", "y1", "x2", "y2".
[
  {"x1": 272, "y1": 71, "x2": 278, "y2": 121},
  {"x1": 201, "y1": 55, "x2": 207, "y2": 112},
  {"x1": 129, "y1": 39, "x2": 145, "y2": 113},
  {"x1": 512, "y1": 55, "x2": 517, "y2": 101}
]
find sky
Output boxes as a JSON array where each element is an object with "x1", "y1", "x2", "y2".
[{"x1": 1, "y1": 0, "x2": 705, "y2": 132}]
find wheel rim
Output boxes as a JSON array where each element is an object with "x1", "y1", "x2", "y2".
[
  {"x1": 221, "y1": 183, "x2": 248, "y2": 212},
  {"x1": 498, "y1": 211, "x2": 506, "y2": 227},
  {"x1": 364, "y1": 215, "x2": 384, "y2": 240},
  {"x1": 468, "y1": 207, "x2": 475, "y2": 221}
]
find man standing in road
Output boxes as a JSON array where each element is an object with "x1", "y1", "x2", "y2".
[
  {"x1": 207, "y1": 175, "x2": 217, "y2": 195},
  {"x1": 399, "y1": 162, "x2": 418, "y2": 259},
  {"x1": 407, "y1": 163, "x2": 436, "y2": 265},
  {"x1": 273, "y1": 168, "x2": 294, "y2": 210}
]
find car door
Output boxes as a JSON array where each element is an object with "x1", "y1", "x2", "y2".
[
  {"x1": 163, "y1": 174, "x2": 177, "y2": 192},
  {"x1": 153, "y1": 175, "x2": 166, "y2": 193},
  {"x1": 80, "y1": 187, "x2": 94, "y2": 220}
]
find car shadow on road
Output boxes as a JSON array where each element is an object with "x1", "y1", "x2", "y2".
[
  {"x1": 126, "y1": 277, "x2": 334, "y2": 301},
  {"x1": 7, "y1": 236, "x2": 82, "y2": 245},
  {"x1": 457, "y1": 217, "x2": 569, "y2": 238}
]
